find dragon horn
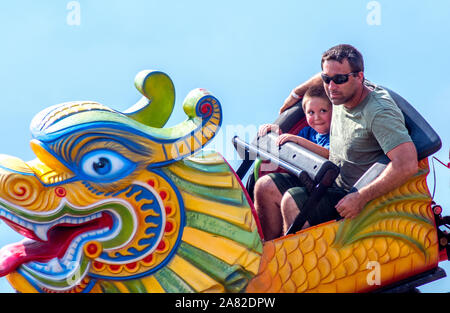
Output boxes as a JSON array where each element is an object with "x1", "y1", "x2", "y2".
[
  {"x1": 28, "y1": 70, "x2": 222, "y2": 169},
  {"x1": 146, "y1": 87, "x2": 222, "y2": 167},
  {"x1": 124, "y1": 70, "x2": 175, "y2": 128}
]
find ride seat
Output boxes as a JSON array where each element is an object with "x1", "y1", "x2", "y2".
[{"x1": 233, "y1": 86, "x2": 442, "y2": 234}]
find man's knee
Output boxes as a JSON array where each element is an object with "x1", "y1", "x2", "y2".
[
  {"x1": 281, "y1": 192, "x2": 295, "y2": 208},
  {"x1": 254, "y1": 175, "x2": 278, "y2": 197},
  {"x1": 280, "y1": 192, "x2": 301, "y2": 233},
  {"x1": 281, "y1": 192, "x2": 300, "y2": 218}
]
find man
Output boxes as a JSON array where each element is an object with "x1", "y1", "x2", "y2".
[{"x1": 254, "y1": 44, "x2": 418, "y2": 241}]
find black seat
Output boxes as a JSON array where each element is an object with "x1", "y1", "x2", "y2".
[
  {"x1": 384, "y1": 87, "x2": 441, "y2": 160},
  {"x1": 350, "y1": 88, "x2": 442, "y2": 193}
]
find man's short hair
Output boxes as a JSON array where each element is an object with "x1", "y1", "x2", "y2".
[
  {"x1": 302, "y1": 84, "x2": 332, "y2": 111},
  {"x1": 321, "y1": 44, "x2": 364, "y2": 73}
]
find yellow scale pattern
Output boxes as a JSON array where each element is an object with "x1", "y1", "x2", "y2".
[{"x1": 246, "y1": 159, "x2": 439, "y2": 293}]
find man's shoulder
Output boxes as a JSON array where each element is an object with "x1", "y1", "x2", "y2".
[{"x1": 363, "y1": 80, "x2": 401, "y2": 115}]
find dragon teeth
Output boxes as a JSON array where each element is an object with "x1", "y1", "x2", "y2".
[
  {"x1": 34, "y1": 224, "x2": 50, "y2": 241},
  {"x1": 45, "y1": 258, "x2": 63, "y2": 273},
  {"x1": 0, "y1": 208, "x2": 104, "y2": 242}
]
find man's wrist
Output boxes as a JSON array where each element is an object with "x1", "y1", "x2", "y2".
[
  {"x1": 356, "y1": 189, "x2": 372, "y2": 207},
  {"x1": 290, "y1": 90, "x2": 301, "y2": 100}
]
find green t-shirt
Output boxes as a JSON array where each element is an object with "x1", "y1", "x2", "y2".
[{"x1": 329, "y1": 81, "x2": 412, "y2": 191}]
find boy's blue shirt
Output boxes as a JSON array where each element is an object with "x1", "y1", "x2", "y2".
[{"x1": 297, "y1": 126, "x2": 330, "y2": 149}]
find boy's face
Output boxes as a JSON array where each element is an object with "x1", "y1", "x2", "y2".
[{"x1": 303, "y1": 97, "x2": 332, "y2": 135}]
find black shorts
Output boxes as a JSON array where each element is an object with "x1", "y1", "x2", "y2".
[{"x1": 268, "y1": 172, "x2": 347, "y2": 226}]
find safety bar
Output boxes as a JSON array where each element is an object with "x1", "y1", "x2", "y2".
[{"x1": 232, "y1": 132, "x2": 339, "y2": 183}]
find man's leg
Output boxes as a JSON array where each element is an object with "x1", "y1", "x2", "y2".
[{"x1": 254, "y1": 175, "x2": 284, "y2": 241}]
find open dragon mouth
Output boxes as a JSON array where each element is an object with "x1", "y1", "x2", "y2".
[{"x1": 0, "y1": 212, "x2": 114, "y2": 278}]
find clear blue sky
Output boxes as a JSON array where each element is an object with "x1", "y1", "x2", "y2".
[{"x1": 0, "y1": 0, "x2": 449, "y2": 293}]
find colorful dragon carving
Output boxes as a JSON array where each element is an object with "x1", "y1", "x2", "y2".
[{"x1": 0, "y1": 70, "x2": 443, "y2": 293}]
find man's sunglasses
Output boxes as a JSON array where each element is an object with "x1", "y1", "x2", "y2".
[{"x1": 321, "y1": 72, "x2": 359, "y2": 85}]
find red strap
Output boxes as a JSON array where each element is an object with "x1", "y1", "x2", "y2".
[{"x1": 433, "y1": 156, "x2": 450, "y2": 169}]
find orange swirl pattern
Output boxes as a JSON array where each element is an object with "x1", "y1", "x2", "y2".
[{"x1": 0, "y1": 171, "x2": 59, "y2": 212}]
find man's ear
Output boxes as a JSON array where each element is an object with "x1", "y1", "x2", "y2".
[{"x1": 357, "y1": 71, "x2": 365, "y2": 84}]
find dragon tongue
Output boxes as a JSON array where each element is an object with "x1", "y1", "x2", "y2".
[
  {"x1": 0, "y1": 223, "x2": 88, "y2": 277},
  {"x1": 0, "y1": 239, "x2": 62, "y2": 277},
  {"x1": 0, "y1": 242, "x2": 27, "y2": 277}
]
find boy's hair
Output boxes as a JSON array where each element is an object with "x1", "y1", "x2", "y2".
[{"x1": 302, "y1": 84, "x2": 332, "y2": 112}]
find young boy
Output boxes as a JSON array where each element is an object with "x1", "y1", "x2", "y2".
[
  {"x1": 255, "y1": 84, "x2": 333, "y2": 238},
  {"x1": 258, "y1": 84, "x2": 332, "y2": 158}
]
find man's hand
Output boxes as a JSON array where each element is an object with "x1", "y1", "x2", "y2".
[
  {"x1": 279, "y1": 73, "x2": 323, "y2": 114},
  {"x1": 279, "y1": 95, "x2": 299, "y2": 114},
  {"x1": 336, "y1": 142, "x2": 418, "y2": 220},
  {"x1": 335, "y1": 191, "x2": 367, "y2": 219}
]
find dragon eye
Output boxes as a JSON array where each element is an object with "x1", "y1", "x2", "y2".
[
  {"x1": 80, "y1": 150, "x2": 136, "y2": 182},
  {"x1": 93, "y1": 157, "x2": 112, "y2": 175}
]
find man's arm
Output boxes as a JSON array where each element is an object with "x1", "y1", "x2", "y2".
[
  {"x1": 335, "y1": 141, "x2": 418, "y2": 219},
  {"x1": 279, "y1": 73, "x2": 322, "y2": 114}
]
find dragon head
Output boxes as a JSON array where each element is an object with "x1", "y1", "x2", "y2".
[{"x1": 0, "y1": 70, "x2": 261, "y2": 293}]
